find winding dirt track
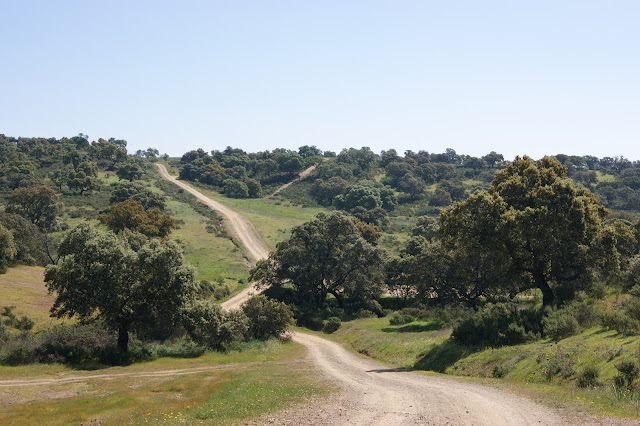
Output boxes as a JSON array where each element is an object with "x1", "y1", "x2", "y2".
[
  {"x1": 156, "y1": 164, "x2": 268, "y2": 310},
  {"x1": 154, "y1": 164, "x2": 579, "y2": 425},
  {"x1": 156, "y1": 164, "x2": 269, "y2": 262}
]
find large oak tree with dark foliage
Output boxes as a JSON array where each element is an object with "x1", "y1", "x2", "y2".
[
  {"x1": 251, "y1": 212, "x2": 386, "y2": 310},
  {"x1": 440, "y1": 156, "x2": 609, "y2": 306},
  {"x1": 45, "y1": 224, "x2": 196, "y2": 352}
]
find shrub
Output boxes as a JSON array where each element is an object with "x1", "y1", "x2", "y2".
[
  {"x1": 323, "y1": 317, "x2": 341, "y2": 334},
  {"x1": 420, "y1": 305, "x2": 474, "y2": 328},
  {"x1": 14, "y1": 315, "x2": 35, "y2": 331},
  {"x1": 540, "y1": 347, "x2": 576, "y2": 381},
  {"x1": 577, "y1": 365, "x2": 600, "y2": 388},
  {"x1": 602, "y1": 311, "x2": 640, "y2": 335},
  {"x1": 389, "y1": 312, "x2": 415, "y2": 326},
  {"x1": 451, "y1": 303, "x2": 538, "y2": 347},
  {"x1": 615, "y1": 360, "x2": 640, "y2": 388},
  {"x1": 586, "y1": 281, "x2": 606, "y2": 299},
  {"x1": 218, "y1": 310, "x2": 249, "y2": 351},
  {"x1": 2, "y1": 306, "x2": 16, "y2": 325},
  {"x1": 492, "y1": 365, "x2": 508, "y2": 378},
  {"x1": 628, "y1": 255, "x2": 640, "y2": 288},
  {"x1": 1, "y1": 341, "x2": 37, "y2": 365},
  {"x1": 296, "y1": 315, "x2": 324, "y2": 331},
  {"x1": 242, "y1": 295, "x2": 293, "y2": 340},
  {"x1": 354, "y1": 309, "x2": 376, "y2": 319},
  {"x1": 36, "y1": 323, "x2": 114, "y2": 364},
  {"x1": 183, "y1": 301, "x2": 248, "y2": 350},
  {"x1": 213, "y1": 285, "x2": 231, "y2": 300},
  {"x1": 629, "y1": 284, "x2": 640, "y2": 298},
  {"x1": 625, "y1": 298, "x2": 640, "y2": 322},
  {"x1": 542, "y1": 310, "x2": 579, "y2": 341}
]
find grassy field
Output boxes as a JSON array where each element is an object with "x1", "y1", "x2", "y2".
[
  {"x1": 0, "y1": 266, "x2": 67, "y2": 331},
  {"x1": 314, "y1": 315, "x2": 640, "y2": 420},
  {"x1": 165, "y1": 198, "x2": 249, "y2": 291},
  {"x1": 317, "y1": 317, "x2": 450, "y2": 369},
  {"x1": 0, "y1": 340, "x2": 332, "y2": 425}
]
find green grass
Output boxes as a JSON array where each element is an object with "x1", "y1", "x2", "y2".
[
  {"x1": 447, "y1": 328, "x2": 637, "y2": 380},
  {"x1": 596, "y1": 171, "x2": 616, "y2": 183},
  {"x1": 462, "y1": 178, "x2": 483, "y2": 186},
  {"x1": 166, "y1": 198, "x2": 249, "y2": 291},
  {"x1": 313, "y1": 317, "x2": 451, "y2": 369},
  {"x1": 0, "y1": 266, "x2": 67, "y2": 331},
  {"x1": 0, "y1": 340, "x2": 332, "y2": 425}
]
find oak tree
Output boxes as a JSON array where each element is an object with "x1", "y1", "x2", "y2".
[
  {"x1": 45, "y1": 224, "x2": 196, "y2": 352},
  {"x1": 251, "y1": 212, "x2": 386, "y2": 309},
  {"x1": 440, "y1": 156, "x2": 608, "y2": 306},
  {"x1": 0, "y1": 224, "x2": 16, "y2": 273},
  {"x1": 98, "y1": 200, "x2": 174, "y2": 238},
  {"x1": 6, "y1": 184, "x2": 60, "y2": 230}
]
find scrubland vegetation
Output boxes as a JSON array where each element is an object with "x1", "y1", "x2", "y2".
[{"x1": 2, "y1": 133, "x2": 640, "y2": 420}]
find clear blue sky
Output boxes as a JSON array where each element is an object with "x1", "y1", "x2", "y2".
[{"x1": 2, "y1": 1, "x2": 639, "y2": 160}]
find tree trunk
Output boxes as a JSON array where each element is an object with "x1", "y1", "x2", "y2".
[
  {"x1": 329, "y1": 290, "x2": 344, "y2": 308},
  {"x1": 534, "y1": 269, "x2": 555, "y2": 307},
  {"x1": 117, "y1": 323, "x2": 129, "y2": 352}
]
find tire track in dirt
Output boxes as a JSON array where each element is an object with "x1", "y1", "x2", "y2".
[{"x1": 0, "y1": 365, "x2": 242, "y2": 388}]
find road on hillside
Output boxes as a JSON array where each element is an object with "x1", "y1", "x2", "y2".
[
  {"x1": 156, "y1": 164, "x2": 269, "y2": 310},
  {"x1": 155, "y1": 164, "x2": 580, "y2": 425},
  {"x1": 271, "y1": 164, "x2": 318, "y2": 196}
]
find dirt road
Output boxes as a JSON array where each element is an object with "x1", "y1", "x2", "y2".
[
  {"x1": 156, "y1": 164, "x2": 269, "y2": 310},
  {"x1": 154, "y1": 164, "x2": 584, "y2": 425},
  {"x1": 271, "y1": 164, "x2": 318, "y2": 196},
  {"x1": 156, "y1": 164, "x2": 269, "y2": 263},
  {"x1": 285, "y1": 333, "x2": 567, "y2": 425}
]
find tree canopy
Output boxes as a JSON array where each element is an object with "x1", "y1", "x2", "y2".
[
  {"x1": 98, "y1": 200, "x2": 175, "y2": 239},
  {"x1": 440, "y1": 156, "x2": 609, "y2": 306},
  {"x1": 251, "y1": 212, "x2": 386, "y2": 310},
  {"x1": 0, "y1": 213, "x2": 48, "y2": 266},
  {"x1": 0, "y1": 224, "x2": 16, "y2": 273},
  {"x1": 44, "y1": 224, "x2": 196, "y2": 351},
  {"x1": 6, "y1": 184, "x2": 60, "y2": 230}
]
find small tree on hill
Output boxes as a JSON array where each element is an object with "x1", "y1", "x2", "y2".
[
  {"x1": 116, "y1": 162, "x2": 144, "y2": 182},
  {"x1": 224, "y1": 179, "x2": 249, "y2": 198},
  {"x1": 6, "y1": 184, "x2": 60, "y2": 230},
  {"x1": 99, "y1": 200, "x2": 175, "y2": 238},
  {"x1": 0, "y1": 224, "x2": 17, "y2": 273},
  {"x1": 242, "y1": 295, "x2": 293, "y2": 339}
]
